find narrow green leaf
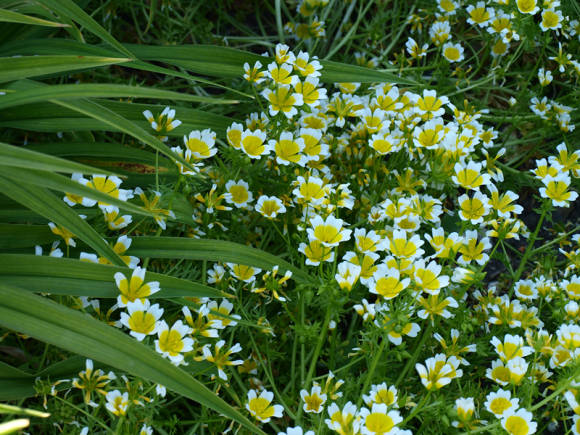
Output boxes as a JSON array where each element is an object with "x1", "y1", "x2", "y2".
[
  {"x1": 0, "y1": 223, "x2": 54, "y2": 249},
  {"x1": 1, "y1": 166, "x2": 157, "y2": 218},
  {"x1": 0, "y1": 141, "x2": 116, "y2": 175},
  {"x1": 25, "y1": 142, "x2": 168, "y2": 165},
  {"x1": 0, "y1": 285, "x2": 265, "y2": 435},
  {"x1": 0, "y1": 55, "x2": 130, "y2": 83},
  {"x1": 0, "y1": 8, "x2": 68, "y2": 27},
  {"x1": 128, "y1": 237, "x2": 315, "y2": 284},
  {"x1": 0, "y1": 100, "x2": 235, "y2": 136},
  {"x1": 319, "y1": 60, "x2": 418, "y2": 85},
  {"x1": 34, "y1": 0, "x2": 134, "y2": 58},
  {"x1": 0, "y1": 83, "x2": 241, "y2": 110},
  {"x1": 0, "y1": 254, "x2": 224, "y2": 299},
  {"x1": 0, "y1": 177, "x2": 123, "y2": 266}
]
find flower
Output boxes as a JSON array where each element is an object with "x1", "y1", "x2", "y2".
[
  {"x1": 295, "y1": 77, "x2": 327, "y2": 107},
  {"x1": 300, "y1": 385, "x2": 327, "y2": 413},
  {"x1": 442, "y1": 42, "x2": 464, "y2": 62},
  {"x1": 270, "y1": 131, "x2": 307, "y2": 166},
  {"x1": 201, "y1": 340, "x2": 243, "y2": 380},
  {"x1": 406, "y1": 37, "x2": 428, "y2": 58},
  {"x1": 120, "y1": 299, "x2": 164, "y2": 341},
  {"x1": 537, "y1": 68, "x2": 553, "y2": 86},
  {"x1": 72, "y1": 359, "x2": 116, "y2": 404},
  {"x1": 415, "y1": 354, "x2": 462, "y2": 390},
  {"x1": 359, "y1": 403, "x2": 402, "y2": 435},
  {"x1": 387, "y1": 229, "x2": 425, "y2": 260},
  {"x1": 105, "y1": 390, "x2": 129, "y2": 416},
  {"x1": 458, "y1": 191, "x2": 491, "y2": 224},
  {"x1": 154, "y1": 320, "x2": 194, "y2": 365},
  {"x1": 491, "y1": 334, "x2": 533, "y2": 362},
  {"x1": 183, "y1": 129, "x2": 217, "y2": 160},
  {"x1": 48, "y1": 222, "x2": 76, "y2": 247},
  {"x1": 114, "y1": 267, "x2": 160, "y2": 307},
  {"x1": 413, "y1": 259, "x2": 450, "y2": 295},
  {"x1": 244, "y1": 61, "x2": 266, "y2": 84},
  {"x1": 484, "y1": 389, "x2": 520, "y2": 417},
  {"x1": 262, "y1": 85, "x2": 304, "y2": 118},
  {"x1": 335, "y1": 261, "x2": 362, "y2": 292},
  {"x1": 268, "y1": 62, "x2": 298, "y2": 86},
  {"x1": 369, "y1": 265, "x2": 410, "y2": 299},
  {"x1": 516, "y1": 0, "x2": 539, "y2": 14},
  {"x1": 539, "y1": 173, "x2": 578, "y2": 207},
  {"x1": 227, "y1": 263, "x2": 262, "y2": 283},
  {"x1": 85, "y1": 174, "x2": 133, "y2": 209},
  {"x1": 246, "y1": 389, "x2": 284, "y2": 423},
  {"x1": 501, "y1": 408, "x2": 537, "y2": 435},
  {"x1": 325, "y1": 401, "x2": 360, "y2": 434},
  {"x1": 293, "y1": 51, "x2": 322, "y2": 77},
  {"x1": 299, "y1": 240, "x2": 335, "y2": 265},
  {"x1": 362, "y1": 383, "x2": 398, "y2": 407},
  {"x1": 453, "y1": 161, "x2": 492, "y2": 190},
  {"x1": 224, "y1": 179, "x2": 253, "y2": 208},
  {"x1": 466, "y1": 2, "x2": 494, "y2": 27},
  {"x1": 256, "y1": 195, "x2": 287, "y2": 219},
  {"x1": 240, "y1": 129, "x2": 270, "y2": 159},
  {"x1": 307, "y1": 214, "x2": 352, "y2": 247},
  {"x1": 143, "y1": 106, "x2": 181, "y2": 141},
  {"x1": 278, "y1": 428, "x2": 314, "y2": 435},
  {"x1": 540, "y1": 8, "x2": 563, "y2": 31}
]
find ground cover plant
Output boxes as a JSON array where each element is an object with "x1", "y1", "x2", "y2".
[{"x1": 0, "y1": 0, "x2": 579, "y2": 434}]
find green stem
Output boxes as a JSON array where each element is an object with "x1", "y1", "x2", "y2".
[
  {"x1": 395, "y1": 322, "x2": 432, "y2": 388},
  {"x1": 357, "y1": 337, "x2": 388, "y2": 407},
  {"x1": 510, "y1": 202, "x2": 550, "y2": 291},
  {"x1": 297, "y1": 306, "x2": 331, "y2": 420}
]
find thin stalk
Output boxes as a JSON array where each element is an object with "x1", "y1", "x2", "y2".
[{"x1": 357, "y1": 337, "x2": 388, "y2": 407}]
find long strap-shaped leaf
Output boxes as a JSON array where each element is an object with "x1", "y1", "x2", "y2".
[
  {"x1": 0, "y1": 254, "x2": 225, "y2": 298},
  {"x1": 0, "y1": 141, "x2": 117, "y2": 175},
  {"x1": 128, "y1": 237, "x2": 315, "y2": 284},
  {"x1": 0, "y1": 8, "x2": 68, "y2": 27},
  {"x1": 51, "y1": 98, "x2": 195, "y2": 171},
  {"x1": 0, "y1": 176, "x2": 123, "y2": 266},
  {"x1": 0, "y1": 55, "x2": 130, "y2": 83},
  {"x1": 1, "y1": 166, "x2": 156, "y2": 218},
  {"x1": 34, "y1": 0, "x2": 134, "y2": 58},
  {"x1": 0, "y1": 83, "x2": 242, "y2": 110},
  {"x1": 0, "y1": 285, "x2": 265, "y2": 435}
]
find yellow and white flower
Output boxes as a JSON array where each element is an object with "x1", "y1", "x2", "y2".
[
  {"x1": 539, "y1": 173, "x2": 578, "y2": 207},
  {"x1": 114, "y1": 267, "x2": 161, "y2": 307},
  {"x1": 120, "y1": 299, "x2": 164, "y2": 341},
  {"x1": 413, "y1": 259, "x2": 450, "y2": 295},
  {"x1": 240, "y1": 128, "x2": 270, "y2": 159},
  {"x1": 501, "y1": 408, "x2": 537, "y2": 435},
  {"x1": 105, "y1": 390, "x2": 129, "y2": 416},
  {"x1": 255, "y1": 195, "x2": 287, "y2": 219},
  {"x1": 246, "y1": 389, "x2": 284, "y2": 423},
  {"x1": 453, "y1": 160, "x2": 492, "y2": 190},
  {"x1": 154, "y1": 320, "x2": 194, "y2": 365},
  {"x1": 307, "y1": 214, "x2": 352, "y2": 247},
  {"x1": 416, "y1": 353, "x2": 462, "y2": 390},
  {"x1": 300, "y1": 385, "x2": 327, "y2": 413},
  {"x1": 224, "y1": 179, "x2": 253, "y2": 208},
  {"x1": 270, "y1": 131, "x2": 307, "y2": 166},
  {"x1": 335, "y1": 261, "x2": 361, "y2": 292},
  {"x1": 359, "y1": 403, "x2": 402, "y2": 435},
  {"x1": 369, "y1": 265, "x2": 410, "y2": 300},
  {"x1": 201, "y1": 340, "x2": 243, "y2": 380},
  {"x1": 442, "y1": 42, "x2": 464, "y2": 62},
  {"x1": 458, "y1": 191, "x2": 491, "y2": 224},
  {"x1": 484, "y1": 389, "x2": 520, "y2": 417},
  {"x1": 262, "y1": 85, "x2": 304, "y2": 118},
  {"x1": 267, "y1": 62, "x2": 299, "y2": 86},
  {"x1": 183, "y1": 129, "x2": 217, "y2": 160}
]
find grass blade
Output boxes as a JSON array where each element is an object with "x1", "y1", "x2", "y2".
[
  {"x1": 0, "y1": 254, "x2": 225, "y2": 298},
  {"x1": 0, "y1": 56, "x2": 130, "y2": 83},
  {"x1": 1, "y1": 166, "x2": 158, "y2": 218},
  {"x1": 0, "y1": 83, "x2": 241, "y2": 110},
  {"x1": 0, "y1": 284, "x2": 265, "y2": 435},
  {"x1": 0, "y1": 141, "x2": 116, "y2": 175},
  {"x1": 128, "y1": 237, "x2": 315, "y2": 284},
  {"x1": 34, "y1": 0, "x2": 134, "y2": 58},
  {"x1": 0, "y1": 176, "x2": 123, "y2": 266},
  {"x1": 0, "y1": 8, "x2": 68, "y2": 27}
]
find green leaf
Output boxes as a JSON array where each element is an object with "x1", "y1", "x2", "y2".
[
  {"x1": 0, "y1": 141, "x2": 116, "y2": 175},
  {"x1": 0, "y1": 284, "x2": 265, "y2": 435},
  {"x1": 319, "y1": 60, "x2": 417, "y2": 85},
  {"x1": 0, "y1": 223, "x2": 54, "y2": 249},
  {"x1": 0, "y1": 8, "x2": 68, "y2": 27},
  {"x1": 0, "y1": 83, "x2": 241, "y2": 110},
  {"x1": 1, "y1": 166, "x2": 157, "y2": 218},
  {"x1": 0, "y1": 254, "x2": 225, "y2": 298},
  {"x1": 0, "y1": 55, "x2": 130, "y2": 83},
  {"x1": 34, "y1": 0, "x2": 134, "y2": 58},
  {"x1": 0, "y1": 177, "x2": 123, "y2": 266},
  {"x1": 0, "y1": 100, "x2": 235, "y2": 136},
  {"x1": 128, "y1": 237, "x2": 315, "y2": 284}
]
